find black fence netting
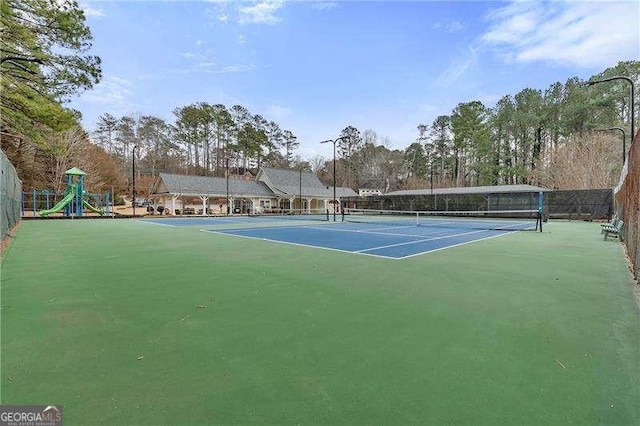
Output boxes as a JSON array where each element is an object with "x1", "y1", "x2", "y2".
[
  {"x1": 615, "y1": 130, "x2": 639, "y2": 280},
  {"x1": 1, "y1": 150, "x2": 22, "y2": 240},
  {"x1": 343, "y1": 189, "x2": 612, "y2": 221},
  {"x1": 343, "y1": 192, "x2": 542, "y2": 213},
  {"x1": 545, "y1": 189, "x2": 613, "y2": 220}
]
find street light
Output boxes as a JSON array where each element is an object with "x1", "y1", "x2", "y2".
[
  {"x1": 132, "y1": 145, "x2": 139, "y2": 217},
  {"x1": 320, "y1": 136, "x2": 349, "y2": 221},
  {"x1": 225, "y1": 157, "x2": 229, "y2": 216},
  {"x1": 596, "y1": 127, "x2": 626, "y2": 164},
  {"x1": 585, "y1": 76, "x2": 635, "y2": 144}
]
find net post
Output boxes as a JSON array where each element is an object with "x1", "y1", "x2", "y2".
[{"x1": 537, "y1": 191, "x2": 544, "y2": 232}]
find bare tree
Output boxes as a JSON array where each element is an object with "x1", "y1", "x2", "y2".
[
  {"x1": 309, "y1": 154, "x2": 326, "y2": 175},
  {"x1": 537, "y1": 132, "x2": 620, "y2": 189}
]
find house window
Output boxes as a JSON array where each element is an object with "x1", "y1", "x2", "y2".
[{"x1": 260, "y1": 199, "x2": 271, "y2": 209}]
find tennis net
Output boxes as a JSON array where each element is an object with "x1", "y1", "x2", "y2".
[
  {"x1": 343, "y1": 208, "x2": 542, "y2": 231},
  {"x1": 250, "y1": 208, "x2": 329, "y2": 221}
]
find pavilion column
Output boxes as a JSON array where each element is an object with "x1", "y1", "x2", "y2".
[
  {"x1": 199, "y1": 196, "x2": 208, "y2": 216},
  {"x1": 229, "y1": 197, "x2": 235, "y2": 215},
  {"x1": 171, "y1": 195, "x2": 179, "y2": 215},
  {"x1": 305, "y1": 198, "x2": 313, "y2": 213},
  {"x1": 289, "y1": 196, "x2": 295, "y2": 211},
  {"x1": 323, "y1": 199, "x2": 328, "y2": 213},
  {"x1": 252, "y1": 198, "x2": 260, "y2": 214}
]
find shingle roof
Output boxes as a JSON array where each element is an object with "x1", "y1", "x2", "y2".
[
  {"x1": 152, "y1": 169, "x2": 360, "y2": 200},
  {"x1": 153, "y1": 173, "x2": 274, "y2": 197},
  {"x1": 259, "y1": 167, "x2": 334, "y2": 197},
  {"x1": 383, "y1": 184, "x2": 548, "y2": 196},
  {"x1": 335, "y1": 187, "x2": 359, "y2": 197}
]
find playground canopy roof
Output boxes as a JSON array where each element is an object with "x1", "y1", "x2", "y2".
[
  {"x1": 65, "y1": 167, "x2": 86, "y2": 176},
  {"x1": 382, "y1": 184, "x2": 548, "y2": 197}
]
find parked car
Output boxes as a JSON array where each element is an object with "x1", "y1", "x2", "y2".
[{"x1": 132, "y1": 198, "x2": 150, "y2": 207}]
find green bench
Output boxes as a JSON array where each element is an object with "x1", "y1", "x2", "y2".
[
  {"x1": 603, "y1": 219, "x2": 623, "y2": 241},
  {"x1": 601, "y1": 218, "x2": 620, "y2": 234}
]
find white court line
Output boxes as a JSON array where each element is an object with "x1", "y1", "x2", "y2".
[
  {"x1": 200, "y1": 229, "x2": 397, "y2": 260},
  {"x1": 200, "y1": 224, "x2": 522, "y2": 260},
  {"x1": 362, "y1": 225, "x2": 416, "y2": 232},
  {"x1": 396, "y1": 232, "x2": 517, "y2": 259},
  {"x1": 355, "y1": 229, "x2": 489, "y2": 252},
  {"x1": 300, "y1": 225, "x2": 443, "y2": 238},
  {"x1": 132, "y1": 219, "x2": 177, "y2": 227}
]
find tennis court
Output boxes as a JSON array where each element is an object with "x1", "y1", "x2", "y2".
[
  {"x1": 141, "y1": 210, "x2": 540, "y2": 259},
  {"x1": 2, "y1": 218, "x2": 638, "y2": 424},
  {"x1": 204, "y1": 224, "x2": 530, "y2": 259}
]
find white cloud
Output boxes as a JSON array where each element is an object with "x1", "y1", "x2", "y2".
[
  {"x1": 433, "y1": 44, "x2": 480, "y2": 87},
  {"x1": 238, "y1": 35, "x2": 246, "y2": 44},
  {"x1": 196, "y1": 62, "x2": 218, "y2": 69},
  {"x1": 54, "y1": 0, "x2": 103, "y2": 17},
  {"x1": 432, "y1": 19, "x2": 464, "y2": 33},
  {"x1": 219, "y1": 64, "x2": 255, "y2": 73},
  {"x1": 180, "y1": 48, "x2": 217, "y2": 62},
  {"x1": 238, "y1": 1, "x2": 285, "y2": 25},
  {"x1": 206, "y1": 0, "x2": 230, "y2": 24},
  {"x1": 482, "y1": 0, "x2": 640, "y2": 68},
  {"x1": 80, "y1": 75, "x2": 134, "y2": 111},
  {"x1": 310, "y1": 2, "x2": 338, "y2": 10},
  {"x1": 79, "y1": 1, "x2": 104, "y2": 18},
  {"x1": 169, "y1": 63, "x2": 255, "y2": 75}
]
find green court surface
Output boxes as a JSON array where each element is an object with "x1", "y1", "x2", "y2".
[{"x1": 1, "y1": 219, "x2": 639, "y2": 424}]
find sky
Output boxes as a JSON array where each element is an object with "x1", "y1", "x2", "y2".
[{"x1": 70, "y1": 0, "x2": 640, "y2": 160}]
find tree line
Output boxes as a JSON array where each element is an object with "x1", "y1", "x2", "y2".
[
  {"x1": 93, "y1": 61, "x2": 638, "y2": 194},
  {"x1": 93, "y1": 103, "x2": 302, "y2": 180},
  {"x1": 1, "y1": 0, "x2": 637, "y2": 195},
  {"x1": 0, "y1": 0, "x2": 122, "y2": 192},
  {"x1": 403, "y1": 61, "x2": 638, "y2": 190}
]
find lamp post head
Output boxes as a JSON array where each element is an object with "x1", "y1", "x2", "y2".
[{"x1": 599, "y1": 126, "x2": 625, "y2": 133}]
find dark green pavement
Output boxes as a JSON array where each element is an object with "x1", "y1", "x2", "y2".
[{"x1": 1, "y1": 219, "x2": 638, "y2": 424}]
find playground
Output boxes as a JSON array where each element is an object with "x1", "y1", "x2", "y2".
[
  {"x1": 1, "y1": 217, "x2": 638, "y2": 424},
  {"x1": 20, "y1": 167, "x2": 109, "y2": 218}
]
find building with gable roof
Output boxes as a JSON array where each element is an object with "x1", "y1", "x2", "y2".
[{"x1": 150, "y1": 167, "x2": 357, "y2": 215}]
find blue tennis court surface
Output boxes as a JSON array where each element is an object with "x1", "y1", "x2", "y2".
[
  {"x1": 202, "y1": 222, "x2": 529, "y2": 259},
  {"x1": 136, "y1": 215, "x2": 328, "y2": 227}
]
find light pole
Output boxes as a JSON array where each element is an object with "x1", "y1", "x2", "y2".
[
  {"x1": 225, "y1": 157, "x2": 229, "y2": 216},
  {"x1": 320, "y1": 136, "x2": 348, "y2": 221},
  {"x1": 132, "y1": 145, "x2": 139, "y2": 217},
  {"x1": 596, "y1": 127, "x2": 627, "y2": 164},
  {"x1": 585, "y1": 76, "x2": 635, "y2": 143}
]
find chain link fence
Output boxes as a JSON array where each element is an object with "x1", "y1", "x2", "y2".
[
  {"x1": 1, "y1": 150, "x2": 22, "y2": 240},
  {"x1": 615, "y1": 130, "x2": 639, "y2": 280},
  {"x1": 344, "y1": 189, "x2": 612, "y2": 221}
]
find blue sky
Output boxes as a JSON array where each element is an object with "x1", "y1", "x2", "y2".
[{"x1": 71, "y1": 0, "x2": 640, "y2": 160}]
